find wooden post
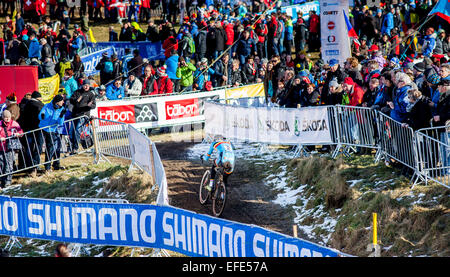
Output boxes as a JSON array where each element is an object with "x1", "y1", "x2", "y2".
[
  {"x1": 90, "y1": 117, "x2": 100, "y2": 164},
  {"x1": 149, "y1": 142, "x2": 157, "y2": 184},
  {"x1": 293, "y1": 225, "x2": 298, "y2": 238}
]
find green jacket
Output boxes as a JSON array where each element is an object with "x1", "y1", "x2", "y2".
[{"x1": 176, "y1": 62, "x2": 197, "y2": 87}]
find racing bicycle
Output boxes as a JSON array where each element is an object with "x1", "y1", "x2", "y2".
[{"x1": 199, "y1": 156, "x2": 227, "y2": 217}]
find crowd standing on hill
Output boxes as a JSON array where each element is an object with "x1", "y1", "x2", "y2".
[{"x1": 0, "y1": 0, "x2": 449, "y2": 186}]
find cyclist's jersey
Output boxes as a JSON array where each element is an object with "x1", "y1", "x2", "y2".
[{"x1": 202, "y1": 140, "x2": 235, "y2": 174}]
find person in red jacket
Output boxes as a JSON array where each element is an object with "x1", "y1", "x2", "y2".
[
  {"x1": 140, "y1": 0, "x2": 151, "y2": 23},
  {"x1": 162, "y1": 31, "x2": 178, "y2": 59},
  {"x1": 308, "y1": 10, "x2": 320, "y2": 52},
  {"x1": 153, "y1": 65, "x2": 174, "y2": 95},
  {"x1": 343, "y1": 77, "x2": 365, "y2": 106},
  {"x1": 255, "y1": 18, "x2": 268, "y2": 59},
  {"x1": 224, "y1": 21, "x2": 234, "y2": 56}
]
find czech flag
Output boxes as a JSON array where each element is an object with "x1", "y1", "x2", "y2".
[
  {"x1": 343, "y1": 9, "x2": 360, "y2": 47},
  {"x1": 429, "y1": 0, "x2": 450, "y2": 23}
]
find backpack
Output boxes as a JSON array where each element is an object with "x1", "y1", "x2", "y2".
[
  {"x1": 188, "y1": 37, "x2": 195, "y2": 55},
  {"x1": 58, "y1": 60, "x2": 72, "y2": 80},
  {"x1": 103, "y1": 61, "x2": 113, "y2": 74},
  {"x1": 275, "y1": 20, "x2": 284, "y2": 39}
]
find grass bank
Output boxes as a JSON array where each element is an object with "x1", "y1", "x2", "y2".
[{"x1": 284, "y1": 155, "x2": 449, "y2": 257}]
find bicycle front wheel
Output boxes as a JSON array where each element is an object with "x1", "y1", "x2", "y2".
[
  {"x1": 199, "y1": 170, "x2": 211, "y2": 204},
  {"x1": 212, "y1": 181, "x2": 227, "y2": 217}
]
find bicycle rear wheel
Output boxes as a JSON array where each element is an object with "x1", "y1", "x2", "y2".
[
  {"x1": 199, "y1": 170, "x2": 211, "y2": 204},
  {"x1": 212, "y1": 181, "x2": 227, "y2": 217}
]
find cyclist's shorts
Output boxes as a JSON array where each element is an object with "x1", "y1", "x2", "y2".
[{"x1": 216, "y1": 150, "x2": 235, "y2": 174}]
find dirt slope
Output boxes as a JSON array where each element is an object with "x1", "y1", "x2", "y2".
[{"x1": 156, "y1": 140, "x2": 296, "y2": 236}]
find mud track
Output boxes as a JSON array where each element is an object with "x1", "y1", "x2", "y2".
[{"x1": 156, "y1": 140, "x2": 296, "y2": 237}]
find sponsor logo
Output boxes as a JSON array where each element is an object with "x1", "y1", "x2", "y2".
[
  {"x1": 323, "y1": 2, "x2": 339, "y2": 7},
  {"x1": 302, "y1": 119, "x2": 328, "y2": 132},
  {"x1": 232, "y1": 116, "x2": 252, "y2": 129},
  {"x1": 327, "y1": 21, "x2": 335, "y2": 30},
  {"x1": 323, "y1": 11, "x2": 338, "y2": 15},
  {"x1": 327, "y1": 35, "x2": 336, "y2": 43},
  {"x1": 135, "y1": 103, "x2": 158, "y2": 122},
  {"x1": 258, "y1": 119, "x2": 290, "y2": 132},
  {"x1": 165, "y1": 98, "x2": 200, "y2": 120},
  {"x1": 98, "y1": 105, "x2": 136, "y2": 124},
  {"x1": 325, "y1": 49, "x2": 340, "y2": 56}
]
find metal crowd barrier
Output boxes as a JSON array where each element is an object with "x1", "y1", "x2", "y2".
[
  {"x1": 414, "y1": 126, "x2": 450, "y2": 188},
  {"x1": 0, "y1": 116, "x2": 93, "y2": 181},
  {"x1": 90, "y1": 117, "x2": 132, "y2": 162},
  {"x1": 377, "y1": 112, "x2": 418, "y2": 171},
  {"x1": 332, "y1": 105, "x2": 380, "y2": 159}
]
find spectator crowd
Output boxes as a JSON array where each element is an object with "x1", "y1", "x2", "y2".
[{"x1": 0, "y1": 0, "x2": 449, "y2": 187}]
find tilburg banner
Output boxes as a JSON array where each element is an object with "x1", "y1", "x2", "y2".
[{"x1": 0, "y1": 195, "x2": 344, "y2": 257}]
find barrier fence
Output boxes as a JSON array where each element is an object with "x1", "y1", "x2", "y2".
[
  {"x1": 0, "y1": 115, "x2": 93, "y2": 181},
  {"x1": 0, "y1": 115, "x2": 169, "y2": 204},
  {"x1": 204, "y1": 98, "x2": 450, "y2": 189}
]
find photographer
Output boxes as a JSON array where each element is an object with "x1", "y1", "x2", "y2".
[{"x1": 176, "y1": 56, "x2": 197, "y2": 92}]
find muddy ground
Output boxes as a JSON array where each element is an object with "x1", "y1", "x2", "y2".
[{"x1": 155, "y1": 139, "x2": 297, "y2": 237}]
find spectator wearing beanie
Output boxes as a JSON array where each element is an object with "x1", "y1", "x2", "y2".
[
  {"x1": 342, "y1": 77, "x2": 365, "y2": 106},
  {"x1": 155, "y1": 65, "x2": 173, "y2": 95}
]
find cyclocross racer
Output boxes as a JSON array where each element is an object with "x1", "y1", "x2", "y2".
[{"x1": 201, "y1": 136, "x2": 235, "y2": 191}]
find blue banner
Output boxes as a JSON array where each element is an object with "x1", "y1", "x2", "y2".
[
  {"x1": 81, "y1": 47, "x2": 115, "y2": 76},
  {"x1": 0, "y1": 195, "x2": 344, "y2": 257},
  {"x1": 267, "y1": 1, "x2": 320, "y2": 22},
  {"x1": 87, "y1": 41, "x2": 165, "y2": 61}
]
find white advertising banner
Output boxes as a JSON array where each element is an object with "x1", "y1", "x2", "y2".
[
  {"x1": 205, "y1": 104, "x2": 333, "y2": 145},
  {"x1": 320, "y1": 0, "x2": 351, "y2": 66}
]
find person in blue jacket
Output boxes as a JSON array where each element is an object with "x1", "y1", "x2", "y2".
[
  {"x1": 165, "y1": 49, "x2": 180, "y2": 92},
  {"x1": 420, "y1": 27, "x2": 437, "y2": 58},
  {"x1": 201, "y1": 136, "x2": 235, "y2": 191},
  {"x1": 62, "y1": 68, "x2": 79, "y2": 99},
  {"x1": 38, "y1": 94, "x2": 66, "y2": 171},
  {"x1": 381, "y1": 9, "x2": 394, "y2": 36},
  {"x1": 106, "y1": 79, "x2": 125, "y2": 100},
  {"x1": 388, "y1": 72, "x2": 412, "y2": 123},
  {"x1": 69, "y1": 31, "x2": 84, "y2": 59},
  {"x1": 234, "y1": 30, "x2": 256, "y2": 69},
  {"x1": 28, "y1": 33, "x2": 41, "y2": 59}
]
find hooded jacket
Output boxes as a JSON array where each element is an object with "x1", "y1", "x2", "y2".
[
  {"x1": 38, "y1": 99, "x2": 66, "y2": 133},
  {"x1": 0, "y1": 119, "x2": 23, "y2": 152}
]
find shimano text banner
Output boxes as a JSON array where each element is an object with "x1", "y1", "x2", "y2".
[{"x1": 0, "y1": 196, "x2": 343, "y2": 257}]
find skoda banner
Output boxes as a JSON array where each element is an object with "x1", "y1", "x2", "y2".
[
  {"x1": 320, "y1": 0, "x2": 351, "y2": 66},
  {"x1": 205, "y1": 102, "x2": 333, "y2": 145}
]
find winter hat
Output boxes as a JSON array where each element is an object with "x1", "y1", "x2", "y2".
[
  {"x1": 53, "y1": 94, "x2": 64, "y2": 103},
  {"x1": 344, "y1": 77, "x2": 355, "y2": 86},
  {"x1": 427, "y1": 73, "x2": 441, "y2": 85},
  {"x1": 157, "y1": 65, "x2": 167, "y2": 77},
  {"x1": 6, "y1": 92, "x2": 16, "y2": 102},
  {"x1": 413, "y1": 62, "x2": 425, "y2": 72},
  {"x1": 328, "y1": 59, "x2": 339, "y2": 67},
  {"x1": 31, "y1": 91, "x2": 42, "y2": 98},
  {"x1": 368, "y1": 45, "x2": 379, "y2": 52},
  {"x1": 83, "y1": 79, "x2": 91, "y2": 86},
  {"x1": 201, "y1": 57, "x2": 208, "y2": 64},
  {"x1": 99, "y1": 85, "x2": 106, "y2": 91}
]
